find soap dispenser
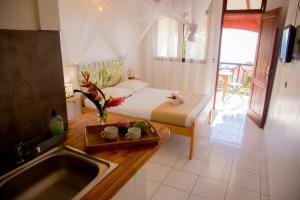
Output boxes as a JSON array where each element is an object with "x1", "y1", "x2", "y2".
[{"x1": 49, "y1": 109, "x2": 64, "y2": 136}]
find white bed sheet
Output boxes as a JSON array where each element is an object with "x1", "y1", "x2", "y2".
[{"x1": 84, "y1": 87, "x2": 211, "y2": 128}]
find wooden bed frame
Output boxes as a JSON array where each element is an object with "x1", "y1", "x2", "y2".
[
  {"x1": 81, "y1": 96, "x2": 213, "y2": 160},
  {"x1": 75, "y1": 60, "x2": 213, "y2": 160}
]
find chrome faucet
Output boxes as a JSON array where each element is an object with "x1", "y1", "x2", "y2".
[
  {"x1": 13, "y1": 142, "x2": 41, "y2": 164},
  {"x1": 14, "y1": 142, "x2": 25, "y2": 164}
]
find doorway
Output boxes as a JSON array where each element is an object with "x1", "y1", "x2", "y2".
[
  {"x1": 215, "y1": 13, "x2": 261, "y2": 113},
  {"x1": 214, "y1": 0, "x2": 281, "y2": 128}
]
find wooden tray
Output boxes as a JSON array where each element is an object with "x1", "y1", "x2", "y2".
[{"x1": 84, "y1": 122, "x2": 161, "y2": 152}]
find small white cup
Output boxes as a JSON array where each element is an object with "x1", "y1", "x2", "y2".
[
  {"x1": 125, "y1": 127, "x2": 141, "y2": 140},
  {"x1": 101, "y1": 126, "x2": 118, "y2": 140}
]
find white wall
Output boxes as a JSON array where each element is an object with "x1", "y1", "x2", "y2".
[
  {"x1": 266, "y1": 0, "x2": 289, "y2": 11},
  {"x1": 0, "y1": 0, "x2": 60, "y2": 30},
  {"x1": 264, "y1": 0, "x2": 300, "y2": 200},
  {"x1": 37, "y1": 0, "x2": 60, "y2": 30},
  {"x1": 205, "y1": 0, "x2": 223, "y2": 95},
  {"x1": 0, "y1": 0, "x2": 40, "y2": 30},
  {"x1": 123, "y1": 44, "x2": 143, "y2": 77}
]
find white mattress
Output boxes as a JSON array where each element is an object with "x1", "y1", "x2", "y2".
[{"x1": 84, "y1": 87, "x2": 211, "y2": 128}]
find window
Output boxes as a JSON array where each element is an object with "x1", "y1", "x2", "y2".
[
  {"x1": 183, "y1": 13, "x2": 209, "y2": 60},
  {"x1": 154, "y1": 11, "x2": 209, "y2": 62},
  {"x1": 156, "y1": 16, "x2": 179, "y2": 58}
]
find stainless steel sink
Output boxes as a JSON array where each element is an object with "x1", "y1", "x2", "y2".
[{"x1": 0, "y1": 146, "x2": 118, "y2": 200}]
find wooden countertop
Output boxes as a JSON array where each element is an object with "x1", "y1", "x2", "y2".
[{"x1": 65, "y1": 112, "x2": 170, "y2": 200}]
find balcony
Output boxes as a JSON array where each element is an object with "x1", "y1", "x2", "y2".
[{"x1": 216, "y1": 62, "x2": 253, "y2": 110}]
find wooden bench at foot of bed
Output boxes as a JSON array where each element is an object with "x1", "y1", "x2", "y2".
[{"x1": 81, "y1": 98, "x2": 213, "y2": 160}]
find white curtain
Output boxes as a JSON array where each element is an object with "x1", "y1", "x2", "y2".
[
  {"x1": 59, "y1": 0, "x2": 104, "y2": 65},
  {"x1": 141, "y1": 27, "x2": 209, "y2": 93},
  {"x1": 59, "y1": 0, "x2": 158, "y2": 83},
  {"x1": 185, "y1": 12, "x2": 209, "y2": 60},
  {"x1": 139, "y1": 0, "x2": 213, "y2": 94},
  {"x1": 153, "y1": 16, "x2": 179, "y2": 58},
  {"x1": 99, "y1": 0, "x2": 156, "y2": 60},
  {"x1": 59, "y1": 0, "x2": 211, "y2": 65},
  {"x1": 59, "y1": 0, "x2": 212, "y2": 87}
]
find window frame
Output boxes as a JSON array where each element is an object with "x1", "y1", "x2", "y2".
[
  {"x1": 224, "y1": 0, "x2": 267, "y2": 13},
  {"x1": 154, "y1": 7, "x2": 211, "y2": 64}
]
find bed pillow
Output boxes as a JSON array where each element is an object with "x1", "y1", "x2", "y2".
[
  {"x1": 102, "y1": 87, "x2": 134, "y2": 98},
  {"x1": 116, "y1": 80, "x2": 149, "y2": 92}
]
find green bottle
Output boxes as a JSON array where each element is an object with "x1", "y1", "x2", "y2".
[{"x1": 49, "y1": 110, "x2": 64, "y2": 136}]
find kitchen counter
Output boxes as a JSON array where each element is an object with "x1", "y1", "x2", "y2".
[{"x1": 65, "y1": 112, "x2": 170, "y2": 200}]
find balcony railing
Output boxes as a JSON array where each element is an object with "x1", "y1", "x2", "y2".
[{"x1": 218, "y1": 62, "x2": 253, "y2": 99}]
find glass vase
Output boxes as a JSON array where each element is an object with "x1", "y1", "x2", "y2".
[{"x1": 97, "y1": 109, "x2": 107, "y2": 125}]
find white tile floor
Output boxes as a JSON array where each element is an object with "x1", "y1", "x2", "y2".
[{"x1": 145, "y1": 106, "x2": 270, "y2": 200}]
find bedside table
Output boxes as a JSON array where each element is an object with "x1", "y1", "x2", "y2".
[{"x1": 66, "y1": 95, "x2": 82, "y2": 120}]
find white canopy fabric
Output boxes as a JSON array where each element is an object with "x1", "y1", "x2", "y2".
[{"x1": 59, "y1": 0, "x2": 211, "y2": 66}]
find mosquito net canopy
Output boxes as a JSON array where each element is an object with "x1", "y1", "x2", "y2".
[{"x1": 59, "y1": 0, "x2": 211, "y2": 65}]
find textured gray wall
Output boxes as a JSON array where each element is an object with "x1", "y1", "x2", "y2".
[{"x1": 0, "y1": 30, "x2": 67, "y2": 160}]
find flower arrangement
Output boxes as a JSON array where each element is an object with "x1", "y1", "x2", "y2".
[{"x1": 74, "y1": 72, "x2": 128, "y2": 124}]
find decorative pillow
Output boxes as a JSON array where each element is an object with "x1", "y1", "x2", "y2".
[
  {"x1": 76, "y1": 60, "x2": 123, "y2": 89},
  {"x1": 116, "y1": 80, "x2": 149, "y2": 92},
  {"x1": 102, "y1": 87, "x2": 134, "y2": 98}
]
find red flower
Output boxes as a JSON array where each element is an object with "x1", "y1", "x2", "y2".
[
  {"x1": 80, "y1": 72, "x2": 99, "y2": 97},
  {"x1": 106, "y1": 96, "x2": 125, "y2": 108},
  {"x1": 80, "y1": 72, "x2": 90, "y2": 87},
  {"x1": 89, "y1": 85, "x2": 98, "y2": 97},
  {"x1": 75, "y1": 72, "x2": 129, "y2": 114},
  {"x1": 167, "y1": 95, "x2": 176, "y2": 99}
]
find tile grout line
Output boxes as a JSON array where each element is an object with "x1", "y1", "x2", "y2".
[
  {"x1": 260, "y1": 155, "x2": 263, "y2": 200},
  {"x1": 150, "y1": 110, "x2": 267, "y2": 200},
  {"x1": 149, "y1": 181, "x2": 162, "y2": 200},
  {"x1": 171, "y1": 124, "x2": 213, "y2": 199},
  {"x1": 223, "y1": 142, "x2": 236, "y2": 200},
  {"x1": 150, "y1": 143, "x2": 187, "y2": 199},
  {"x1": 190, "y1": 119, "x2": 238, "y2": 199},
  {"x1": 187, "y1": 140, "x2": 214, "y2": 200},
  {"x1": 188, "y1": 192, "x2": 210, "y2": 200}
]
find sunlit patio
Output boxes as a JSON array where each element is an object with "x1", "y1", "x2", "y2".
[{"x1": 216, "y1": 62, "x2": 252, "y2": 112}]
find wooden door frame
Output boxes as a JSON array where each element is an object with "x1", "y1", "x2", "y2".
[
  {"x1": 247, "y1": 8, "x2": 282, "y2": 128},
  {"x1": 223, "y1": 0, "x2": 267, "y2": 13},
  {"x1": 213, "y1": 0, "x2": 265, "y2": 109}
]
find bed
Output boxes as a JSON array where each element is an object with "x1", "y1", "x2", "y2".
[{"x1": 76, "y1": 60, "x2": 213, "y2": 160}]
